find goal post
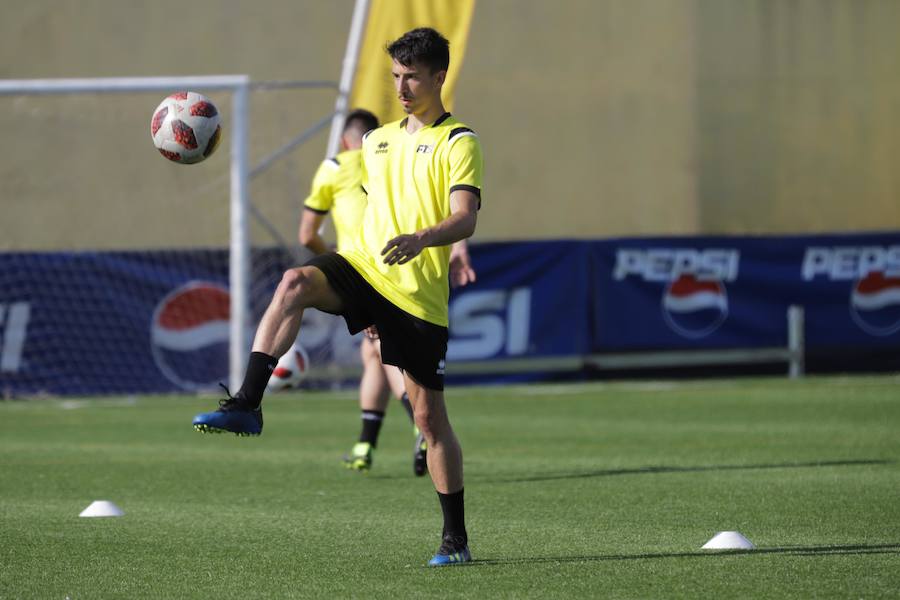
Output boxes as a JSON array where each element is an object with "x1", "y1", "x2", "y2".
[{"x1": 1, "y1": 75, "x2": 249, "y2": 391}]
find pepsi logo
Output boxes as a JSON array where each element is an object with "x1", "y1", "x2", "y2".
[
  {"x1": 661, "y1": 274, "x2": 729, "y2": 339},
  {"x1": 151, "y1": 281, "x2": 230, "y2": 390},
  {"x1": 849, "y1": 271, "x2": 900, "y2": 336}
]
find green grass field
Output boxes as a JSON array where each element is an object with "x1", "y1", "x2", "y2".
[{"x1": 2, "y1": 376, "x2": 899, "y2": 599}]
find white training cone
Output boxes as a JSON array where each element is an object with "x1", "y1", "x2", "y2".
[
  {"x1": 702, "y1": 531, "x2": 755, "y2": 550},
  {"x1": 79, "y1": 500, "x2": 124, "y2": 518}
]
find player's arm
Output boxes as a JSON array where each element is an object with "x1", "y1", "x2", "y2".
[
  {"x1": 299, "y1": 208, "x2": 330, "y2": 255},
  {"x1": 449, "y1": 238, "x2": 476, "y2": 288},
  {"x1": 381, "y1": 190, "x2": 478, "y2": 265},
  {"x1": 301, "y1": 158, "x2": 338, "y2": 255}
]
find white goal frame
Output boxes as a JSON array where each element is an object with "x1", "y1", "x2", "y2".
[
  {"x1": 0, "y1": 75, "x2": 254, "y2": 390},
  {"x1": 0, "y1": 4, "x2": 375, "y2": 393}
]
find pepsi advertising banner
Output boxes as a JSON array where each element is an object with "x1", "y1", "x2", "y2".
[
  {"x1": 0, "y1": 249, "x2": 292, "y2": 396},
  {"x1": 0, "y1": 241, "x2": 590, "y2": 396},
  {"x1": 591, "y1": 233, "x2": 900, "y2": 360},
  {"x1": 594, "y1": 239, "x2": 790, "y2": 349},
  {"x1": 1, "y1": 233, "x2": 899, "y2": 396},
  {"x1": 799, "y1": 243, "x2": 900, "y2": 344}
]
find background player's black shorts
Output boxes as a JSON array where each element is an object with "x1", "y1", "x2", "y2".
[{"x1": 304, "y1": 252, "x2": 448, "y2": 391}]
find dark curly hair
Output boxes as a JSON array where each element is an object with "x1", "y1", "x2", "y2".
[{"x1": 386, "y1": 27, "x2": 450, "y2": 73}]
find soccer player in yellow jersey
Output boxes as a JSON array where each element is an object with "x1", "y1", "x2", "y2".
[
  {"x1": 299, "y1": 109, "x2": 423, "y2": 475},
  {"x1": 300, "y1": 109, "x2": 378, "y2": 256},
  {"x1": 192, "y1": 27, "x2": 481, "y2": 566}
]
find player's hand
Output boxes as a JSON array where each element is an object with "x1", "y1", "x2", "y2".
[
  {"x1": 364, "y1": 325, "x2": 380, "y2": 340},
  {"x1": 450, "y1": 244, "x2": 477, "y2": 288},
  {"x1": 381, "y1": 233, "x2": 426, "y2": 265}
]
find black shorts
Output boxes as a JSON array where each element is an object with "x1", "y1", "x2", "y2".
[{"x1": 305, "y1": 252, "x2": 448, "y2": 391}]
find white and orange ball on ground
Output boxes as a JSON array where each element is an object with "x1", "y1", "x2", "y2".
[
  {"x1": 150, "y1": 91, "x2": 222, "y2": 164},
  {"x1": 266, "y1": 345, "x2": 311, "y2": 392}
]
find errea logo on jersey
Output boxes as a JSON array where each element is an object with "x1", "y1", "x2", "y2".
[
  {"x1": 803, "y1": 246, "x2": 900, "y2": 336},
  {"x1": 375, "y1": 141, "x2": 389, "y2": 154}
]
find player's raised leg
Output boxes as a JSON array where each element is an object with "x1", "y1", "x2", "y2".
[
  {"x1": 404, "y1": 374, "x2": 470, "y2": 566},
  {"x1": 192, "y1": 265, "x2": 343, "y2": 435}
]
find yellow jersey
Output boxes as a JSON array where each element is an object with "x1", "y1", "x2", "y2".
[
  {"x1": 303, "y1": 149, "x2": 367, "y2": 254},
  {"x1": 341, "y1": 113, "x2": 484, "y2": 327}
]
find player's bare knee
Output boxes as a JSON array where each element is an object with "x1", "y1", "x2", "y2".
[
  {"x1": 413, "y1": 402, "x2": 446, "y2": 445},
  {"x1": 413, "y1": 409, "x2": 435, "y2": 443},
  {"x1": 277, "y1": 267, "x2": 318, "y2": 309}
]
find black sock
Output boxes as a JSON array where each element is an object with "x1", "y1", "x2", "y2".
[
  {"x1": 237, "y1": 351, "x2": 277, "y2": 409},
  {"x1": 359, "y1": 410, "x2": 385, "y2": 447},
  {"x1": 399, "y1": 392, "x2": 415, "y2": 424},
  {"x1": 437, "y1": 489, "x2": 467, "y2": 546}
]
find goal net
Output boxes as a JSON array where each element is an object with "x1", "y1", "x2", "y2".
[{"x1": 0, "y1": 76, "x2": 359, "y2": 397}]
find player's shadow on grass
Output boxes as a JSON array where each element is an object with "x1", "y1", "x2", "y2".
[
  {"x1": 484, "y1": 459, "x2": 893, "y2": 484},
  {"x1": 472, "y1": 543, "x2": 900, "y2": 567}
]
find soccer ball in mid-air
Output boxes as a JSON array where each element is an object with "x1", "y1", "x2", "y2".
[
  {"x1": 150, "y1": 91, "x2": 222, "y2": 164},
  {"x1": 266, "y1": 345, "x2": 311, "y2": 392}
]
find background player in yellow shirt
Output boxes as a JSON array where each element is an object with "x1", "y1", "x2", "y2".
[
  {"x1": 193, "y1": 27, "x2": 481, "y2": 566},
  {"x1": 299, "y1": 109, "x2": 421, "y2": 475}
]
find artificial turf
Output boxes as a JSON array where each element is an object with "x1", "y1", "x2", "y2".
[{"x1": 1, "y1": 376, "x2": 899, "y2": 598}]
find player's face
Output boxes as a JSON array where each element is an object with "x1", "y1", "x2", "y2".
[{"x1": 392, "y1": 60, "x2": 445, "y2": 115}]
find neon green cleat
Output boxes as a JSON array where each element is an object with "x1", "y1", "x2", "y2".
[{"x1": 342, "y1": 442, "x2": 373, "y2": 472}]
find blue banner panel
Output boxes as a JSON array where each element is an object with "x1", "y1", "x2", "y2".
[
  {"x1": 0, "y1": 249, "x2": 292, "y2": 396},
  {"x1": 792, "y1": 234, "x2": 900, "y2": 347},
  {"x1": 0, "y1": 242, "x2": 591, "y2": 396},
  {"x1": 447, "y1": 240, "x2": 592, "y2": 363},
  {"x1": 3, "y1": 233, "x2": 900, "y2": 396},
  {"x1": 591, "y1": 233, "x2": 900, "y2": 352}
]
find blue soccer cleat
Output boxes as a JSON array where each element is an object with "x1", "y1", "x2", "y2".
[
  {"x1": 192, "y1": 385, "x2": 263, "y2": 436},
  {"x1": 428, "y1": 536, "x2": 472, "y2": 567}
]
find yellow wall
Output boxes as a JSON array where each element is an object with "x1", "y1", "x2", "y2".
[
  {"x1": 0, "y1": 1, "x2": 353, "y2": 250},
  {"x1": 458, "y1": 0, "x2": 698, "y2": 240},
  {"x1": 1, "y1": 1, "x2": 898, "y2": 250},
  {"x1": 694, "y1": 0, "x2": 900, "y2": 233}
]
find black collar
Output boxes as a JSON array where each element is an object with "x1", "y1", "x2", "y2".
[
  {"x1": 399, "y1": 112, "x2": 452, "y2": 128},
  {"x1": 433, "y1": 112, "x2": 452, "y2": 126}
]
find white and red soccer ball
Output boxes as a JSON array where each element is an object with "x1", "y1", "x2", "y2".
[
  {"x1": 266, "y1": 345, "x2": 311, "y2": 392},
  {"x1": 150, "y1": 91, "x2": 222, "y2": 164}
]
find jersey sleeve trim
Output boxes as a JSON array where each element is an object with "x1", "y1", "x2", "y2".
[
  {"x1": 449, "y1": 184, "x2": 482, "y2": 210},
  {"x1": 448, "y1": 128, "x2": 478, "y2": 149},
  {"x1": 448, "y1": 126, "x2": 474, "y2": 140},
  {"x1": 303, "y1": 205, "x2": 329, "y2": 215},
  {"x1": 326, "y1": 157, "x2": 340, "y2": 168}
]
